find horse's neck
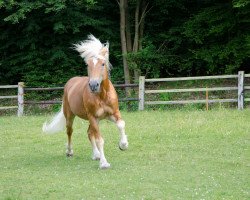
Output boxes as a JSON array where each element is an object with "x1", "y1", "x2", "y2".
[{"x1": 100, "y1": 78, "x2": 110, "y2": 99}]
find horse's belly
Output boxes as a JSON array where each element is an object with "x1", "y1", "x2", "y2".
[
  {"x1": 66, "y1": 95, "x2": 85, "y2": 118},
  {"x1": 66, "y1": 77, "x2": 88, "y2": 119},
  {"x1": 70, "y1": 102, "x2": 88, "y2": 119}
]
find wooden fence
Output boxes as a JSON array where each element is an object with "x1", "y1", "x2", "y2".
[
  {"x1": 0, "y1": 82, "x2": 24, "y2": 117},
  {"x1": 0, "y1": 83, "x2": 138, "y2": 116},
  {"x1": 138, "y1": 71, "x2": 250, "y2": 110},
  {"x1": 1, "y1": 71, "x2": 249, "y2": 116},
  {"x1": 23, "y1": 84, "x2": 139, "y2": 105}
]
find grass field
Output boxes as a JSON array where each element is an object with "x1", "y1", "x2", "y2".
[{"x1": 1, "y1": 109, "x2": 249, "y2": 199}]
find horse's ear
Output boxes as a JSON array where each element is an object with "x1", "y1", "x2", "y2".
[{"x1": 100, "y1": 46, "x2": 109, "y2": 57}]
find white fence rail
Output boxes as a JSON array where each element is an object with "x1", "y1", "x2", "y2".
[{"x1": 139, "y1": 71, "x2": 250, "y2": 110}]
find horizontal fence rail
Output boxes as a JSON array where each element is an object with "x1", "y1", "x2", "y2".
[
  {"x1": 145, "y1": 74, "x2": 238, "y2": 82},
  {"x1": 24, "y1": 87, "x2": 64, "y2": 91},
  {"x1": 113, "y1": 84, "x2": 138, "y2": 88},
  {"x1": 139, "y1": 71, "x2": 250, "y2": 110},
  {"x1": 24, "y1": 84, "x2": 139, "y2": 92},
  {"x1": 23, "y1": 84, "x2": 139, "y2": 105},
  {"x1": 145, "y1": 87, "x2": 238, "y2": 94},
  {"x1": 0, "y1": 85, "x2": 18, "y2": 89},
  {"x1": 145, "y1": 99, "x2": 238, "y2": 105},
  {"x1": 0, "y1": 106, "x2": 18, "y2": 110},
  {"x1": 24, "y1": 100, "x2": 62, "y2": 104},
  {"x1": 0, "y1": 95, "x2": 18, "y2": 99},
  {"x1": 24, "y1": 98, "x2": 139, "y2": 105}
]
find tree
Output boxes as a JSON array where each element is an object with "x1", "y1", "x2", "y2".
[
  {"x1": 127, "y1": 0, "x2": 250, "y2": 77},
  {"x1": 0, "y1": 0, "x2": 119, "y2": 85},
  {"x1": 119, "y1": 0, "x2": 131, "y2": 86},
  {"x1": 0, "y1": 0, "x2": 249, "y2": 87},
  {"x1": 117, "y1": 0, "x2": 150, "y2": 83}
]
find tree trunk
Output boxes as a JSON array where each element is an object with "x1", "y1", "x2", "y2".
[
  {"x1": 132, "y1": 0, "x2": 141, "y2": 81},
  {"x1": 125, "y1": 1, "x2": 132, "y2": 53},
  {"x1": 119, "y1": 0, "x2": 131, "y2": 86},
  {"x1": 133, "y1": 0, "x2": 140, "y2": 52},
  {"x1": 139, "y1": 0, "x2": 146, "y2": 50}
]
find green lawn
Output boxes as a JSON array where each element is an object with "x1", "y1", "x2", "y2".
[{"x1": 1, "y1": 109, "x2": 249, "y2": 200}]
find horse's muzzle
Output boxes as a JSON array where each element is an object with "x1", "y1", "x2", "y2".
[{"x1": 89, "y1": 80, "x2": 100, "y2": 93}]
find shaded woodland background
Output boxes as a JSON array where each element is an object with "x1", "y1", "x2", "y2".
[{"x1": 0, "y1": 0, "x2": 249, "y2": 86}]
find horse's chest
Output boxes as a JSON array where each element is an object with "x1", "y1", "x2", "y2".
[{"x1": 95, "y1": 104, "x2": 113, "y2": 118}]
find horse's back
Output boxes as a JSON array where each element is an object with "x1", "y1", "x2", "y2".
[
  {"x1": 65, "y1": 76, "x2": 88, "y2": 90},
  {"x1": 63, "y1": 76, "x2": 89, "y2": 119}
]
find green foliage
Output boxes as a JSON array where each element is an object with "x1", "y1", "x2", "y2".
[
  {"x1": 127, "y1": 40, "x2": 165, "y2": 78},
  {"x1": 0, "y1": 0, "x2": 120, "y2": 85},
  {"x1": 0, "y1": 0, "x2": 249, "y2": 86},
  {"x1": 142, "y1": 0, "x2": 250, "y2": 77},
  {"x1": 233, "y1": 0, "x2": 250, "y2": 8},
  {"x1": 182, "y1": 3, "x2": 250, "y2": 74}
]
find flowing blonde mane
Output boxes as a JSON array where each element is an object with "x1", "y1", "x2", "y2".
[{"x1": 74, "y1": 35, "x2": 110, "y2": 70}]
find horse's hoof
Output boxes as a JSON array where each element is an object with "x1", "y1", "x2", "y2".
[
  {"x1": 100, "y1": 162, "x2": 111, "y2": 169},
  {"x1": 66, "y1": 150, "x2": 74, "y2": 157},
  {"x1": 92, "y1": 155, "x2": 100, "y2": 161},
  {"x1": 119, "y1": 142, "x2": 128, "y2": 151},
  {"x1": 66, "y1": 153, "x2": 73, "y2": 157}
]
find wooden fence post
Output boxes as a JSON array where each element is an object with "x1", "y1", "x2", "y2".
[
  {"x1": 18, "y1": 82, "x2": 24, "y2": 116},
  {"x1": 238, "y1": 71, "x2": 244, "y2": 110},
  {"x1": 205, "y1": 88, "x2": 209, "y2": 111},
  {"x1": 139, "y1": 76, "x2": 145, "y2": 110}
]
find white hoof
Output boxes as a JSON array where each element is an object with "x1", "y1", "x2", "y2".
[
  {"x1": 92, "y1": 154, "x2": 100, "y2": 161},
  {"x1": 100, "y1": 162, "x2": 111, "y2": 169},
  {"x1": 119, "y1": 141, "x2": 128, "y2": 150}
]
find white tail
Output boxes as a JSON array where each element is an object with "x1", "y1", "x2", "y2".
[{"x1": 42, "y1": 107, "x2": 66, "y2": 134}]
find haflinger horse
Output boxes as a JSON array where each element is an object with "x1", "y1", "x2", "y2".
[{"x1": 42, "y1": 35, "x2": 128, "y2": 169}]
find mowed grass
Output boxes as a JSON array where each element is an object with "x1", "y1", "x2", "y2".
[{"x1": 0, "y1": 109, "x2": 249, "y2": 200}]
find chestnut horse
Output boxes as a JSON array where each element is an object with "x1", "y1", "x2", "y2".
[{"x1": 43, "y1": 35, "x2": 128, "y2": 169}]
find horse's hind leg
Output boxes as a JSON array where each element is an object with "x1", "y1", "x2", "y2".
[
  {"x1": 66, "y1": 115, "x2": 75, "y2": 157},
  {"x1": 63, "y1": 92, "x2": 75, "y2": 157},
  {"x1": 63, "y1": 103, "x2": 75, "y2": 157}
]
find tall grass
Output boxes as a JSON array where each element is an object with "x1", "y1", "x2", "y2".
[{"x1": 1, "y1": 109, "x2": 249, "y2": 199}]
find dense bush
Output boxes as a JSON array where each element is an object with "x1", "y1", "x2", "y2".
[{"x1": 0, "y1": 0, "x2": 249, "y2": 86}]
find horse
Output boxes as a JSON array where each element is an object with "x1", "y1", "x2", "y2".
[{"x1": 42, "y1": 35, "x2": 128, "y2": 169}]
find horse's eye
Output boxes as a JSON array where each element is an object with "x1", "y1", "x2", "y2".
[{"x1": 102, "y1": 63, "x2": 105, "y2": 67}]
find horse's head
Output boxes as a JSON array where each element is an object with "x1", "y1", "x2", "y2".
[
  {"x1": 87, "y1": 48, "x2": 109, "y2": 93},
  {"x1": 74, "y1": 35, "x2": 110, "y2": 93}
]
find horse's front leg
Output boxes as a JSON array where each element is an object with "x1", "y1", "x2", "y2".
[
  {"x1": 110, "y1": 112, "x2": 129, "y2": 150},
  {"x1": 87, "y1": 125, "x2": 100, "y2": 161},
  {"x1": 88, "y1": 116, "x2": 110, "y2": 169}
]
